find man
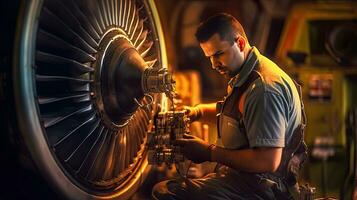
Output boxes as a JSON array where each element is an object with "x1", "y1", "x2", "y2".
[{"x1": 152, "y1": 13, "x2": 307, "y2": 199}]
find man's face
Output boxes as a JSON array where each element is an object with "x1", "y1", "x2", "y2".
[{"x1": 200, "y1": 33, "x2": 245, "y2": 78}]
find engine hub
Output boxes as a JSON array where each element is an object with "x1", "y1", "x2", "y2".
[{"x1": 94, "y1": 30, "x2": 148, "y2": 128}]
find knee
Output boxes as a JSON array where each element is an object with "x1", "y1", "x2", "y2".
[
  {"x1": 152, "y1": 180, "x2": 168, "y2": 199},
  {"x1": 152, "y1": 180, "x2": 179, "y2": 200}
]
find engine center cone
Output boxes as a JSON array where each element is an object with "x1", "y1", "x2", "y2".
[{"x1": 95, "y1": 33, "x2": 147, "y2": 127}]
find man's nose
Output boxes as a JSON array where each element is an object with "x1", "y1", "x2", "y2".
[{"x1": 210, "y1": 57, "x2": 219, "y2": 69}]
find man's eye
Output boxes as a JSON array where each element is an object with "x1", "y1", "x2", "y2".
[{"x1": 215, "y1": 52, "x2": 224, "y2": 57}]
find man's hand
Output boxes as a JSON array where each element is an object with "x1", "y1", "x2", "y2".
[
  {"x1": 174, "y1": 134, "x2": 210, "y2": 163},
  {"x1": 183, "y1": 106, "x2": 202, "y2": 122}
]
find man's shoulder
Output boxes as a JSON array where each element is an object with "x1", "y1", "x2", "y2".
[
  {"x1": 244, "y1": 77, "x2": 281, "y2": 103},
  {"x1": 255, "y1": 55, "x2": 297, "y2": 93},
  {"x1": 243, "y1": 69, "x2": 295, "y2": 106},
  {"x1": 257, "y1": 56, "x2": 287, "y2": 84}
]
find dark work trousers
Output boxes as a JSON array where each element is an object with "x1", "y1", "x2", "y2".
[{"x1": 152, "y1": 167, "x2": 293, "y2": 200}]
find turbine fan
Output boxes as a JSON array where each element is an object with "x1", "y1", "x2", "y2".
[{"x1": 10, "y1": 0, "x2": 167, "y2": 199}]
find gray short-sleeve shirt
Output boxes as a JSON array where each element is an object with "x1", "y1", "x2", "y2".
[{"x1": 220, "y1": 47, "x2": 301, "y2": 149}]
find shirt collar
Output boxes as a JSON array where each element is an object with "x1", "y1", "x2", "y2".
[{"x1": 228, "y1": 46, "x2": 259, "y2": 88}]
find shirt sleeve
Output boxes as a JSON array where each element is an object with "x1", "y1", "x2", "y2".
[{"x1": 243, "y1": 86, "x2": 288, "y2": 148}]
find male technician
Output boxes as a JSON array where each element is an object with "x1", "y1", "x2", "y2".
[{"x1": 152, "y1": 13, "x2": 307, "y2": 199}]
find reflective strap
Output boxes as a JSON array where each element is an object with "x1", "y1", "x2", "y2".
[{"x1": 216, "y1": 101, "x2": 223, "y2": 138}]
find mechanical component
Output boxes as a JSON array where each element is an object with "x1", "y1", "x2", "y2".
[
  {"x1": 142, "y1": 67, "x2": 176, "y2": 99},
  {"x1": 6, "y1": 0, "x2": 170, "y2": 199},
  {"x1": 147, "y1": 110, "x2": 190, "y2": 165}
]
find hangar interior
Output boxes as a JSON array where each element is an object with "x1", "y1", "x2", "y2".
[{"x1": 0, "y1": 0, "x2": 356, "y2": 199}]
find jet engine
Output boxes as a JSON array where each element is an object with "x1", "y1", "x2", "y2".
[{"x1": 0, "y1": 0, "x2": 170, "y2": 199}]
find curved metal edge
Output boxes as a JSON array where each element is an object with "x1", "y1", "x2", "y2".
[
  {"x1": 13, "y1": 0, "x2": 92, "y2": 199},
  {"x1": 147, "y1": 0, "x2": 169, "y2": 112},
  {"x1": 13, "y1": 0, "x2": 166, "y2": 199},
  {"x1": 148, "y1": 0, "x2": 168, "y2": 69}
]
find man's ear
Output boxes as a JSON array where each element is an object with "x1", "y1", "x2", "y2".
[{"x1": 237, "y1": 37, "x2": 245, "y2": 52}]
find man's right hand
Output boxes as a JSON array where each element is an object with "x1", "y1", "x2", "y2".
[{"x1": 183, "y1": 105, "x2": 202, "y2": 122}]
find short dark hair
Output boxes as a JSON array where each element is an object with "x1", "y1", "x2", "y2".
[{"x1": 195, "y1": 13, "x2": 247, "y2": 44}]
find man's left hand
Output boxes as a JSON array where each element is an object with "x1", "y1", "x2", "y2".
[{"x1": 173, "y1": 134, "x2": 211, "y2": 163}]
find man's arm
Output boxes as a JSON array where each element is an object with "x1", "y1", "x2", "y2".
[
  {"x1": 196, "y1": 103, "x2": 217, "y2": 122},
  {"x1": 211, "y1": 145, "x2": 282, "y2": 173},
  {"x1": 175, "y1": 134, "x2": 282, "y2": 173},
  {"x1": 185, "y1": 103, "x2": 217, "y2": 123}
]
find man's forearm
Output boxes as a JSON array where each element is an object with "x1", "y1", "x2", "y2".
[
  {"x1": 211, "y1": 146, "x2": 282, "y2": 173},
  {"x1": 196, "y1": 103, "x2": 217, "y2": 122}
]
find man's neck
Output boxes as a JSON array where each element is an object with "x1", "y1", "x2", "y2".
[
  {"x1": 243, "y1": 46, "x2": 253, "y2": 60},
  {"x1": 229, "y1": 46, "x2": 253, "y2": 78}
]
